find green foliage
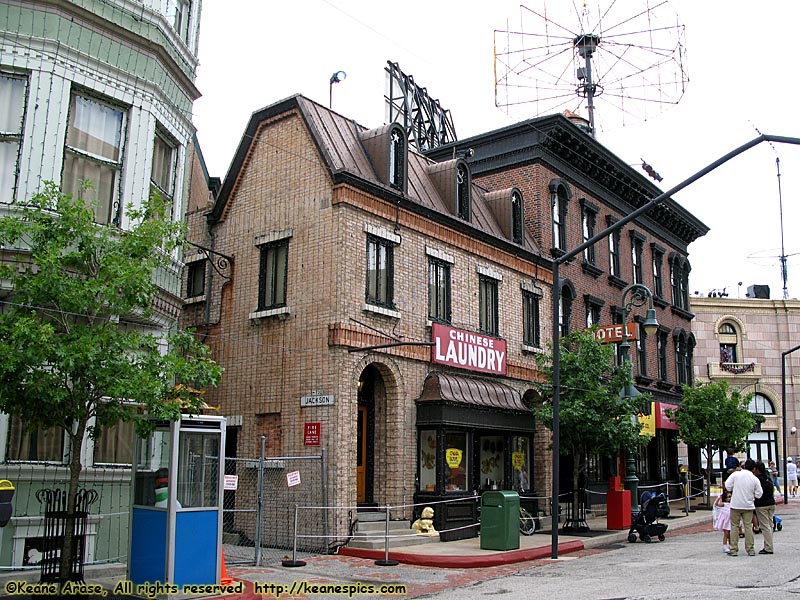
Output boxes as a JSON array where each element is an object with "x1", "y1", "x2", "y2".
[
  {"x1": 666, "y1": 380, "x2": 755, "y2": 455},
  {"x1": 532, "y1": 328, "x2": 646, "y2": 476},
  {"x1": 0, "y1": 184, "x2": 222, "y2": 441}
]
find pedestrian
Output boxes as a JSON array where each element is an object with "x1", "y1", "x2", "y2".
[
  {"x1": 752, "y1": 461, "x2": 775, "y2": 554},
  {"x1": 787, "y1": 457, "x2": 798, "y2": 497},
  {"x1": 724, "y1": 458, "x2": 763, "y2": 556},
  {"x1": 768, "y1": 460, "x2": 781, "y2": 493},
  {"x1": 713, "y1": 488, "x2": 732, "y2": 553},
  {"x1": 723, "y1": 448, "x2": 740, "y2": 482}
]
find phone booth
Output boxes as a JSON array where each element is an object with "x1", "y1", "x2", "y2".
[{"x1": 128, "y1": 415, "x2": 226, "y2": 586}]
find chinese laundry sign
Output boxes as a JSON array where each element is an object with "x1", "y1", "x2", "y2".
[{"x1": 431, "y1": 324, "x2": 507, "y2": 375}]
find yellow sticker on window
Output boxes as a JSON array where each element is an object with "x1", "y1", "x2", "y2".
[
  {"x1": 512, "y1": 452, "x2": 526, "y2": 470},
  {"x1": 446, "y1": 448, "x2": 463, "y2": 468}
]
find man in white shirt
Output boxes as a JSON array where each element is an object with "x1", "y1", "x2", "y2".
[
  {"x1": 725, "y1": 458, "x2": 763, "y2": 556},
  {"x1": 787, "y1": 457, "x2": 798, "y2": 497}
]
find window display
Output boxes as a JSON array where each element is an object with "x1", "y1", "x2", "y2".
[
  {"x1": 480, "y1": 435, "x2": 505, "y2": 490},
  {"x1": 444, "y1": 432, "x2": 468, "y2": 492},
  {"x1": 511, "y1": 436, "x2": 530, "y2": 492},
  {"x1": 419, "y1": 430, "x2": 437, "y2": 492}
]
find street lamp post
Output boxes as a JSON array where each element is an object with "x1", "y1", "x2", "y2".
[
  {"x1": 618, "y1": 284, "x2": 660, "y2": 510},
  {"x1": 781, "y1": 343, "x2": 800, "y2": 506},
  {"x1": 548, "y1": 133, "x2": 800, "y2": 560}
]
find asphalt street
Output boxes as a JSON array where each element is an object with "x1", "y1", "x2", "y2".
[{"x1": 419, "y1": 504, "x2": 799, "y2": 600}]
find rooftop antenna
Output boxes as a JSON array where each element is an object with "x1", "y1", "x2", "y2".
[
  {"x1": 494, "y1": 1, "x2": 689, "y2": 137},
  {"x1": 776, "y1": 157, "x2": 789, "y2": 300}
]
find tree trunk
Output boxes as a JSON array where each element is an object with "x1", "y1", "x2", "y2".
[{"x1": 59, "y1": 418, "x2": 87, "y2": 583}]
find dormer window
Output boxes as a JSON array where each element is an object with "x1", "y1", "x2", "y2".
[
  {"x1": 511, "y1": 191, "x2": 523, "y2": 243},
  {"x1": 389, "y1": 128, "x2": 405, "y2": 191},
  {"x1": 457, "y1": 163, "x2": 470, "y2": 220}
]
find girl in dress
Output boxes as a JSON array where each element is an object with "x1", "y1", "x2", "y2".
[{"x1": 713, "y1": 489, "x2": 732, "y2": 553}]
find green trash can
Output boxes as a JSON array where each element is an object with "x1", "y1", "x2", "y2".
[{"x1": 480, "y1": 490, "x2": 520, "y2": 550}]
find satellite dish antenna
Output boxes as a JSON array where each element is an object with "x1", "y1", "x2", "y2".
[{"x1": 494, "y1": 0, "x2": 689, "y2": 136}]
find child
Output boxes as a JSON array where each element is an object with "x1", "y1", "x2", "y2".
[{"x1": 713, "y1": 489, "x2": 732, "y2": 553}]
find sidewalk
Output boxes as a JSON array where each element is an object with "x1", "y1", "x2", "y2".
[{"x1": 1, "y1": 495, "x2": 786, "y2": 599}]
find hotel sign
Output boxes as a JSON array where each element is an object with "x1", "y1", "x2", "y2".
[
  {"x1": 592, "y1": 322, "x2": 637, "y2": 343},
  {"x1": 431, "y1": 324, "x2": 507, "y2": 375}
]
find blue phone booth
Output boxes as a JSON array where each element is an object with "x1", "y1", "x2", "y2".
[{"x1": 128, "y1": 415, "x2": 226, "y2": 586}]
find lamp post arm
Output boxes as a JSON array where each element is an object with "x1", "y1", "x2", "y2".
[{"x1": 549, "y1": 133, "x2": 800, "y2": 560}]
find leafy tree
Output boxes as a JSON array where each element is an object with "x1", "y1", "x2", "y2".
[
  {"x1": 0, "y1": 184, "x2": 222, "y2": 582},
  {"x1": 666, "y1": 380, "x2": 754, "y2": 506},
  {"x1": 533, "y1": 328, "x2": 645, "y2": 530}
]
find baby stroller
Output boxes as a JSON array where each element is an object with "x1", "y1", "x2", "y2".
[
  {"x1": 773, "y1": 515, "x2": 783, "y2": 532},
  {"x1": 627, "y1": 491, "x2": 669, "y2": 543}
]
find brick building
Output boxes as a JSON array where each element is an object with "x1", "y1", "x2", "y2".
[
  {"x1": 182, "y1": 95, "x2": 555, "y2": 540},
  {"x1": 691, "y1": 290, "x2": 800, "y2": 470},
  {"x1": 428, "y1": 113, "x2": 709, "y2": 496}
]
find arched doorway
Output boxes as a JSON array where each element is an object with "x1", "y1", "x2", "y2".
[{"x1": 357, "y1": 365, "x2": 384, "y2": 505}]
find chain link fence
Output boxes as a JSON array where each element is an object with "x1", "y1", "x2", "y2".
[{"x1": 223, "y1": 440, "x2": 327, "y2": 566}]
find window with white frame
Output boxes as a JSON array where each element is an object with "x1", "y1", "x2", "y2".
[
  {"x1": 166, "y1": 0, "x2": 192, "y2": 43},
  {"x1": 428, "y1": 257, "x2": 451, "y2": 323},
  {"x1": 636, "y1": 322, "x2": 648, "y2": 376},
  {"x1": 6, "y1": 416, "x2": 64, "y2": 462},
  {"x1": 748, "y1": 393, "x2": 775, "y2": 415},
  {"x1": 552, "y1": 187, "x2": 568, "y2": 251},
  {"x1": 62, "y1": 92, "x2": 125, "y2": 225},
  {"x1": 366, "y1": 235, "x2": 394, "y2": 308},
  {"x1": 608, "y1": 225, "x2": 620, "y2": 277},
  {"x1": 93, "y1": 420, "x2": 135, "y2": 465},
  {"x1": 0, "y1": 74, "x2": 26, "y2": 203},
  {"x1": 651, "y1": 244, "x2": 664, "y2": 298},
  {"x1": 150, "y1": 128, "x2": 177, "y2": 213},
  {"x1": 584, "y1": 295, "x2": 602, "y2": 328}
]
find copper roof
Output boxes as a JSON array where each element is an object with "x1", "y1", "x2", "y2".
[{"x1": 418, "y1": 372, "x2": 528, "y2": 412}]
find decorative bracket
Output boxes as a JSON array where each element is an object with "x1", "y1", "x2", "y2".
[{"x1": 185, "y1": 241, "x2": 234, "y2": 282}]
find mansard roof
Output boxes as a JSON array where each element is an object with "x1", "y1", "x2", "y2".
[
  {"x1": 210, "y1": 95, "x2": 545, "y2": 264},
  {"x1": 426, "y1": 113, "x2": 710, "y2": 249}
]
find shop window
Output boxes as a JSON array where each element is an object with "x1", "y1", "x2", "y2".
[
  {"x1": 479, "y1": 275, "x2": 498, "y2": 335},
  {"x1": 444, "y1": 431, "x2": 468, "y2": 493},
  {"x1": 511, "y1": 436, "x2": 530, "y2": 493},
  {"x1": 6, "y1": 416, "x2": 65, "y2": 462},
  {"x1": 63, "y1": 91, "x2": 125, "y2": 225},
  {"x1": 366, "y1": 235, "x2": 394, "y2": 308},
  {"x1": 0, "y1": 74, "x2": 26, "y2": 203},
  {"x1": 479, "y1": 435, "x2": 505, "y2": 490},
  {"x1": 428, "y1": 257, "x2": 451, "y2": 323},
  {"x1": 258, "y1": 239, "x2": 288, "y2": 310},
  {"x1": 419, "y1": 430, "x2": 437, "y2": 492}
]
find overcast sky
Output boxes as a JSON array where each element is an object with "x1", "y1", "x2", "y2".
[{"x1": 193, "y1": 0, "x2": 800, "y2": 301}]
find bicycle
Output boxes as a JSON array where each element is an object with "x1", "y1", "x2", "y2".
[{"x1": 519, "y1": 506, "x2": 536, "y2": 535}]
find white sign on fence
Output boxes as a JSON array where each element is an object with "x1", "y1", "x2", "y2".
[
  {"x1": 223, "y1": 474, "x2": 238, "y2": 490},
  {"x1": 286, "y1": 470, "x2": 301, "y2": 487}
]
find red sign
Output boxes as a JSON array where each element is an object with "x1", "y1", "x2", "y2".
[
  {"x1": 431, "y1": 324, "x2": 507, "y2": 375},
  {"x1": 304, "y1": 422, "x2": 321, "y2": 446},
  {"x1": 592, "y1": 323, "x2": 637, "y2": 343},
  {"x1": 655, "y1": 402, "x2": 678, "y2": 430}
]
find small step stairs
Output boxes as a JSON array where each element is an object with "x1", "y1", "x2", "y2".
[{"x1": 347, "y1": 512, "x2": 440, "y2": 550}]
